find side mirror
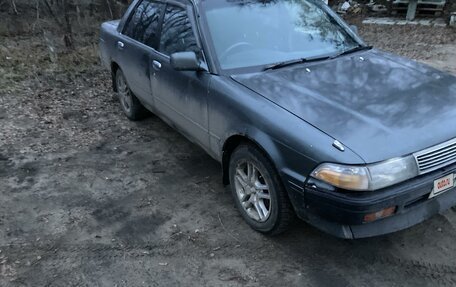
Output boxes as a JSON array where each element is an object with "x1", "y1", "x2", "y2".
[
  {"x1": 170, "y1": 51, "x2": 203, "y2": 71},
  {"x1": 350, "y1": 25, "x2": 359, "y2": 35}
]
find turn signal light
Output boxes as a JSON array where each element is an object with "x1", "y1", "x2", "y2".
[{"x1": 363, "y1": 206, "x2": 397, "y2": 223}]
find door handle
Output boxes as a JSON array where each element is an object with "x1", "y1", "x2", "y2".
[
  {"x1": 117, "y1": 41, "x2": 125, "y2": 50},
  {"x1": 152, "y1": 60, "x2": 162, "y2": 70}
]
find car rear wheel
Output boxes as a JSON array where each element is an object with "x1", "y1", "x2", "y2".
[
  {"x1": 229, "y1": 144, "x2": 295, "y2": 235},
  {"x1": 115, "y1": 69, "x2": 148, "y2": 121}
]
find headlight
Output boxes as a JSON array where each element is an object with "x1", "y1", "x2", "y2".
[{"x1": 310, "y1": 156, "x2": 419, "y2": 191}]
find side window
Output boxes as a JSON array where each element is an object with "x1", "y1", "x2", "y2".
[
  {"x1": 123, "y1": 0, "x2": 164, "y2": 48},
  {"x1": 159, "y1": 5, "x2": 200, "y2": 56}
]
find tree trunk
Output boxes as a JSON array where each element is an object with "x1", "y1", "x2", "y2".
[
  {"x1": 44, "y1": 0, "x2": 75, "y2": 49},
  {"x1": 10, "y1": 0, "x2": 18, "y2": 14},
  {"x1": 62, "y1": 0, "x2": 74, "y2": 49}
]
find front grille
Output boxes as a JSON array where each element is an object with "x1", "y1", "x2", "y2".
[{"x1": 414, "y1": 138, "x2": 456, "y2": 174}]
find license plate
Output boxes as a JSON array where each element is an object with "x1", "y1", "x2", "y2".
[{"x1": 430, "y1": 173, "x2": 456, "y2": 198}]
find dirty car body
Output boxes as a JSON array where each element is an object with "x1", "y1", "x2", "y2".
[{"x1": 99, "y1": 0, "x2": 456, "y2": 239}]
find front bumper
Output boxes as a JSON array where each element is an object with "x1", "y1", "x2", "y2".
[{"x1": 295, "y1": 163, "x2": 456, "y2": 239}]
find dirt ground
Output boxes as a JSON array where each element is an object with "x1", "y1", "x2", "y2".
[{"x1": 1, "y1": 22, "x2": 456, "y2": 287}]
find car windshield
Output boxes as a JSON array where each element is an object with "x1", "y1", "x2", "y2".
[{"x1": 202, "y1": 0, "x2": 359, "y2": 70}]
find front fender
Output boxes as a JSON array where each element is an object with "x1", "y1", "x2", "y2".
[{"x1": 209, "y1": 76, "x2": 365, "y2": 216}]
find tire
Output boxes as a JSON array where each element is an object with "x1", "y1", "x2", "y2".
[
  {"x1": 115, "y1": 69, "x2": 148, "y2": 121},
  {"x1": 229, "y1": 144, "x2": 295, "y2": 235}
]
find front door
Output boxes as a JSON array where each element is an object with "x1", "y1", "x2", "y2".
[{"x1": 150, "y1": 3, "x2": 210, "y2": 148}]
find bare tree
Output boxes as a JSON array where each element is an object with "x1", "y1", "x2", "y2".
[
  {"x1": 62, "y1": 0, "x2": 74, "y2": 49},
  {"x1": 106, "y1": 0, "x2": 114, "y2": 19},
  {"x1": 10, "y1": 0, "x2": 18, "y2": 14},
  {"x1": 43, "y1": 0, "x2": 74, "y2": 49},
  {"x1": 35, "y1": 0, "x2": 39, "y2": 20}
]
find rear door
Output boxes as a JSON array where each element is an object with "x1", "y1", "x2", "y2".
[
  {"x1": 116, "y1": 0, "x2": 165, "y2": 107},
  {"x1": 150, "y1": 3, "x2": 211, "y2": 148}
]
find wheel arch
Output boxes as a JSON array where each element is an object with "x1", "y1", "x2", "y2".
[{"x1": 221, "y1": 132, "x2": 283, "y2": 186}]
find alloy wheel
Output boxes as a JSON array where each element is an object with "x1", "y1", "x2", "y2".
[
  {"x1": 116, "y1": 73, "x2": 133, "y2": 113},
  {"x1": 234, "y1": 161, "x2": 272, "y2": 222}
]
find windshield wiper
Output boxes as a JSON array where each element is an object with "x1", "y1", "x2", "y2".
[
  {"x1": 263, "y1": 55, "x2": 331, "y2": 71},
  {"x1": 330, "y1": 45, "x2": 373, "y2": 59},
  {"x1": 262, "y1": 46, "x2": 371, "y2": 71}
]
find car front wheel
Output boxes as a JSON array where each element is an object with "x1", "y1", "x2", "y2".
[{"x1": 229, "y1": 144, "x2": 295, "y2": 235}]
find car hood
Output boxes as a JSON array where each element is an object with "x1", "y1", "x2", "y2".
[{"x1": 232, "y1": 49, "x2": 456, "y2": 163}]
